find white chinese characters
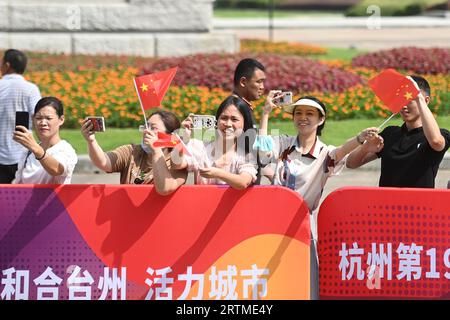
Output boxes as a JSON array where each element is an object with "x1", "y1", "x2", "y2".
[
  {"x1": 1, "y1": 264, "x2": 270, "y2": 300},
  {"x1": 338, "y1": 243, "x2": 450, "y2": 284}
]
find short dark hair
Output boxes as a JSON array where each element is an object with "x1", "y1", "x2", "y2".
[
  {"x1": 410, "y1": 75, "x2": 431, "y2": 97},
  {"x1": 215, "y1": 95, "x2": 256, "y2": 154},
  {"x1": 3, "y1": 49, "x2": 28, "y2": 74},
  {"x1": 148, "y1": 109, "x2": 181, "y2": 134},
  {"x1": 34, "y1": 97, "x2": 64, "y2": 117},
  {"x1": 293, "y1": 96, "x2": 327, "y2": 136},
  {"x1": 233, "y1": 58, "x2": 265, "y2": 87}
]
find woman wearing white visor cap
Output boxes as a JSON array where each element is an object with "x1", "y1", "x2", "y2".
[{"x1": 254, "y1": 92, "x2": 381, "y2": 299}]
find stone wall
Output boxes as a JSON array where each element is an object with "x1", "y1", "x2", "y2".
[{"x1": 0, "y1": 0, "x2": 239, "y2": 56}]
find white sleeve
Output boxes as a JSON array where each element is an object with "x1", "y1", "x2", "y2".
[
  {"x1": 28, "y1": 84, "x2": 41, "y2": 114},
  {"x1": 52, "y1": 143, "x2": 78, "y2": 176},
  {"x1": 184, "y1": 139, "x2": 207, "y2": 171},
  {"x1": 326, "y1": 145, "x2": 347, "y2": 176},
  {"x1": 237, "y1": 153, "x2": 258, "y2": 183}
]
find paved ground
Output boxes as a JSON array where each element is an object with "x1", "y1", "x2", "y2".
[
  {"x1": 229, "y1": 27, "x2": 450, "y2": 50},
  {"x1": 214, "y1": 15, "x2": 450, "y2": 49},
  {"x1": 214, "y1": 16, "x2": 450, "y2": 29},
  {"x1": 71, "y1": 167, "x2": 450, "y2": 206}
]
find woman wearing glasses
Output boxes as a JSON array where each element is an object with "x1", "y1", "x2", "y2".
[{"x1": 81, "y1": 109, "x2": 187, "y2": 195}]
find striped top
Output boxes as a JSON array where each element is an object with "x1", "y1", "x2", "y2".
[{"x1": 0, "y1": 74, "x2": 41, "y2": 164}]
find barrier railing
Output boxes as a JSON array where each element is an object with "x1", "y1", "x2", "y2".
[
  {"x1": 4, "y1": 185, "x2": 448, "y2": 300},
  {"x1": 318, "y1": 187, "x2": 450, "y2": 299}
]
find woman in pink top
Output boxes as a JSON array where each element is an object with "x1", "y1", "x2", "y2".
[{"x1": 173, "y1": 96, "x2": 258, "y2": 190}]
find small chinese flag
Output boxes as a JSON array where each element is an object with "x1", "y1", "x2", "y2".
[
  {"x1": 134, "y1": 67, "x2": 178, "y2": 110},
  {"x1": 368, "y1": 69, "x2": 420, "y2": 113},
  {"x1": 153, "y1": 131, "x2": 191, "y2": 156}
]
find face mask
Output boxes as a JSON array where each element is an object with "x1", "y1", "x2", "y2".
[{"x1": 141, "y1": 140, "x2": 153, "y2": 154}]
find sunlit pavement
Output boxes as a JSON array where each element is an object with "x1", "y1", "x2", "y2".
[{"x1": 71, "y1": 168, "x2": 450, "y2": 207}]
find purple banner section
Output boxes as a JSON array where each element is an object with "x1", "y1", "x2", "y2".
[{"x1": 0, "y1": 187, "x2": 146, "y2": 300}]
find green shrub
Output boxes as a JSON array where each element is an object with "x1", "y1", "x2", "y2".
[
  {"x1": 345, "y1": 0, "x2": 445, "y2": 17},
  {"x1": 214, "y1": 0, "x2": 269, "y2": 9}
]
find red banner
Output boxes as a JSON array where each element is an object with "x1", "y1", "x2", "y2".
[
  {"x1": 318, "y1": 187, "x2": 450, "y2": 299},
  {"x1": 0, "y1": 185, "x2": 310, "y2": 300}
]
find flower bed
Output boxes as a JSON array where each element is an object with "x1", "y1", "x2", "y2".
[
  {"x1": 241, "y1": 39, "x2": 327, "y2": 56},
  {"x1": 139, "y1": 53, "x2": 363, "y2": 93},
  {"x1": 26, "y1": 65, "x2": 449, "y2": 128},
  {"x1": 26, "y1": 67, "x2": 232, "y2": 128},
  {"x1": 24, "y1": 52, "x2": 151, "y2": 73},
  {"x1": 11, "y1": 49, "x2": 448, "y2": 128},
  {"x1": 351, "y1": 47, "x2": 450, "y2": 75}
]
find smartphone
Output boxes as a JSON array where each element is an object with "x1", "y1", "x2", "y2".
[
  {"x1": 86, "y1": 116, "x2": 106, "y2": 132},
  {"x1": 275, "y1": 91, "x2": 293, "y2": 106},
  {"x1": 192, "y1": 115, "x2": 216, "y2": 129},
  {"x1": 15, "y1": 111, "x2": 30, "y2": 131}
]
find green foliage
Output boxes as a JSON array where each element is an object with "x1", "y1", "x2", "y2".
[
  {"x1": 60, "y1": 128, "x2": 141, "y2": 154},
  {"x1": 215, "y1": 0, "x2": 269, "y2": 9},
  {"x1": 345, "y1": 0, "x2": 447, "y2": 17}
]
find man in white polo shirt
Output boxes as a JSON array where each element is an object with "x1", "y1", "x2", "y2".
[{"x1": 0, "y1": 49, "x2": 41, "y2": 183}]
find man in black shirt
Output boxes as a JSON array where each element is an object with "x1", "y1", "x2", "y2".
[
  {"x1": 232, "y1": 58, "x2": 266, "y2": 117},
  {"x1": 347, "y1": 75, "x2": 450, "y2": 188},
  {"x1": 231, "y1": 59, "x2": 268, "y2": 184}
]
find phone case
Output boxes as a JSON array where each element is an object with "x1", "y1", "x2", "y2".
[
  {"x1": 192, "y1": 115, "x2": 216, "y2": 129},
  {"x1": 86, "y1": 117, "x2": 105, "y2": 132},
  {"x1": 15, "y1": 111, "x2": 30, "y2": 130}
]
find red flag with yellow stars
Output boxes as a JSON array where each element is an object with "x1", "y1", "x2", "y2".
[
  {"x1": 368, "y1": 69, "x2": 420, "y2": 113},
  {"x1": 152, "y1": 131, "x2": 191, "y2": 156},
  {"x1": 134, "y1": 67, "x2": 178, "y2": 110}
]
